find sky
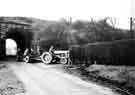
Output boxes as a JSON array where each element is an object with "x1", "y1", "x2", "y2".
[
  {"x1": 6, "y1": 39, "x2": 17, "y2": 55},
  {"x1": 0, "y1": 0, "x2": 133, "y2": 29}
]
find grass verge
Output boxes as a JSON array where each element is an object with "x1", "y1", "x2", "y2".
[
  {"x1": 62, "y1": 64, "x2": 135, "y2": 95},
  {"x1": 0, "y1": 63, "x2": 25, "y2": 95}
]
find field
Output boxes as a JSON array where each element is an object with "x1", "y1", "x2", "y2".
[
  {"x1": 0, "y1": 63, "x2": 25, "y2": 95},
  {"x1": 63, "y1": 64, "x2": 135, "y2": 95}
]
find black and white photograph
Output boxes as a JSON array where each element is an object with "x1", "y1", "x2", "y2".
[{"x1": 0, "y1": 0, "x2": 134, "y2": 95}]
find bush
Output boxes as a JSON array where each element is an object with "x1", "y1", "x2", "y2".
[{"x1": 70, "y1": 39, "x2": 135, "y2": 65}]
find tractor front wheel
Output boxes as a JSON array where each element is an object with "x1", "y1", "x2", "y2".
[{"x1": 60, "y1": 58, "x2": 67, "y2": 64}]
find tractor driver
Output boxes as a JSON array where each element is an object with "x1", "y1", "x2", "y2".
[
  {"x1": 49, "y1": 45, "x2": 55, "y2": 55},
  {"x1": 49, "y1": 45, "x2": 60, "y2": 61}
]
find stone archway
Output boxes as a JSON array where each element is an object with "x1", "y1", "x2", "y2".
[
  {"x1": 0, "y1": 21, "x2": 33, "y2": 58},
  {"x1": 6, "y1": 27, "x2": 33, "y2": 55}
]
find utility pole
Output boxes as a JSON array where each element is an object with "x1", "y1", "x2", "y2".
[
  {"x1": 130, "y1": 17, "x2": 133, "y2": 39},
  {"x1": 0, "y1": 23, "x2": 1, "y2": 39},
  {"x1": 67, "y1": 17, "x2": 72, "y2": 44},
  {"x1": 69, "y1": 17, "x2": 72, "y2": 26}
]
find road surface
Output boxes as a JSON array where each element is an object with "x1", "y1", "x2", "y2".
[{"x1": 8, "y1": 62, "x2": 119, "y2": 95}]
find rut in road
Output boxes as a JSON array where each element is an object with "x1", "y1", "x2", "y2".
[{"x1": 9, "y1": 63, "x2": 119, "y2": 95}]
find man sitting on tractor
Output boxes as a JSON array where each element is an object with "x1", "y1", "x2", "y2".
[
  {"x1": 49, "y1": 45, "x2": 54, "y2": 55},
  {"x1": 49, "y1": 45, "x2": 60, "y2": 63}
]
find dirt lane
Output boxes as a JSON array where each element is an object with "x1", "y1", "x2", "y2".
[{"x1": 9, "y1": 63, "x2": 119, "y2": 95}]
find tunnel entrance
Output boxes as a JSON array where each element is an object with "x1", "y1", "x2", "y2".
[
  {"x1": 6, "y1": 39, "x2": 17, "y2": 56},
  {"x1": 6, "y1": 28, "x2": 29, "y2": 54},
  {"x1": 0, "y1": 21, "x2": 33, "y2": 60},
  {"x1": 5, "y1": 28, "x2": 33, "y2": 61}
]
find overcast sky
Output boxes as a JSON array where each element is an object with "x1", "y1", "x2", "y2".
[{"x1": 0, "y1": 0, "x2": 133, "y2": 29}]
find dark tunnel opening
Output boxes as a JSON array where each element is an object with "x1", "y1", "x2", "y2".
[{"x1": 6, "y1": 28, "x2": 33, "y2": 54}]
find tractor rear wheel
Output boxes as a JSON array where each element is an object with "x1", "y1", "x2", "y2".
[{"x1": 41, "y1": 52, "x2": 52, "y2": 64}]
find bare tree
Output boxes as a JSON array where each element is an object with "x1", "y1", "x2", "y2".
[{"x1": 106, "y1": 17, "x2": 117, "y2": 29}]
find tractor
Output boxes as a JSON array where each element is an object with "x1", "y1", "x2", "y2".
[{"x1": 23, "y1": 46, "x2": 70, "y2": 64}]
